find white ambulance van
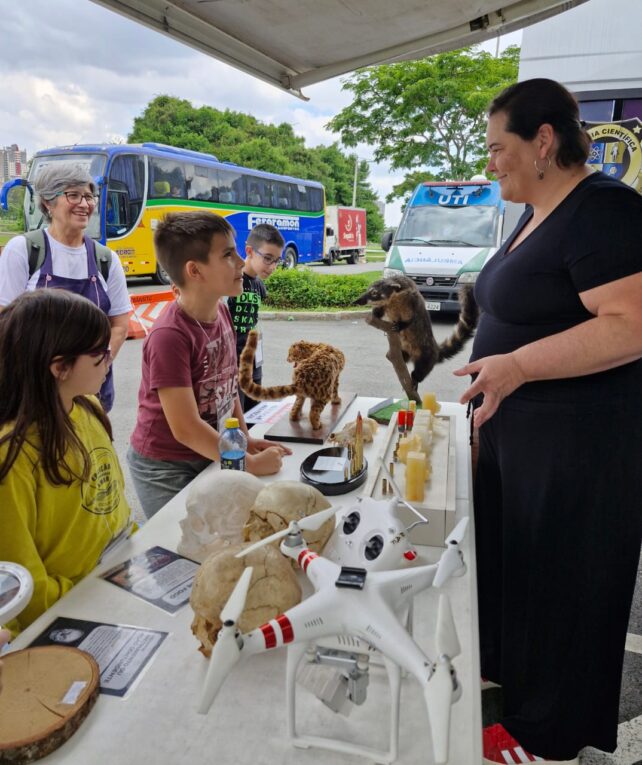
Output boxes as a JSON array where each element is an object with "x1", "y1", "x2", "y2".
[{"x1": 381, "y1": 178, "x2": 523, "y2": 312}]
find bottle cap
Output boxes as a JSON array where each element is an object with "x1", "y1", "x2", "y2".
[{"x1": 225, "y1": 417, "x2": 240, "y2": 429}]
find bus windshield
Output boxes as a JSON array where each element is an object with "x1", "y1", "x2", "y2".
[
  {"x1": 396, "y1": 204, "x2": 499, "y2": 248},
  {"x1": 27, "y1": 153, "x2": 106, "y2": 238}
]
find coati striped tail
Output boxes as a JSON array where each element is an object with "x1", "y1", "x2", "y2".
[
  {"x1": 437, "y1": 285, "x2": 480, "y2": 362},
  {"x1": 238, "y1": 329, "x2": 297, "y2": 400}
]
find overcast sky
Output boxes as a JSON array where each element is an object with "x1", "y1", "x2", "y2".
[{"x1": 0, "y1": 0, "x2": 519, "y2": 226}]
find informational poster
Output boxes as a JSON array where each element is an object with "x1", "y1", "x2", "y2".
[
  {"x1": 101, "y1": 546, "x2": 198, "y2": 614},
  {"x1": 31, "y1": 617, "x2": 168, "y2": 697},
  {"x1": 244, "y1": 397, "x2": 294, "y2": 425}
]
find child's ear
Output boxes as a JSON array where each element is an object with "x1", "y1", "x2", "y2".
[
  {"x1": 50, "y1": 358, "x2": 71, "y2": 381},
  {"x1": 185, "y1": 260, "x2": 202, "y2": 280},
  {"x1": 244, "y1": 244, "x2": 253, "y2": 258}
]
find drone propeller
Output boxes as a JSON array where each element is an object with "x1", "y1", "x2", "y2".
[
  {"x1": 426, "y1": 594, "x2": 461, "y2": 765},
  {"x1": 433, "y1": 517, "x2": 469, "y2": 588},
  {"x1": 198, "y1": 566, "x2": 253, "y2": 714},
  {"x1": 236, "y1": 505, "x2": 341, "y2": 559}
]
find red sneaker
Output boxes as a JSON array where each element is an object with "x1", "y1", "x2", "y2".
[{"x1": 483, "y1": 723, "x2": 579, "y2": 764}]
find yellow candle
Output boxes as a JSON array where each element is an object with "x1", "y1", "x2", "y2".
[
  {"x1": 421, "y1": 392, "x2": 440, "y2": 414},
  {"x1": 397, "y1": 435, "x2": 412, "y2": 464},
  {"x1": 405, "y1": 451, "x2": 426, "y2": 502}
]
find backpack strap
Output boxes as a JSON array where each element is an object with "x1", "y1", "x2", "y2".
[
  {"x1": 24, "y1": 229, "x2": 46, "y2": 277},
  {"x1": 96, "y1": 243, "x2": 112, "y2": 283},
  {"x1": 24, "y1": 229, "x2": 112, "y2": 281},
  {"x1": 83, "y1": 236, "x2": 112, "y2": 282}
]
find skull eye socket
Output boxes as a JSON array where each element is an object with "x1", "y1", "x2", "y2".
[
  {"x1": 364, "y1": 534, "x2": 384, "y2": 560},
  {"x1": 342, "y1": 511, "x2": 361, "y2": 535}
]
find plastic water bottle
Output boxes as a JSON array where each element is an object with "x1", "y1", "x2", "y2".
[{"x1": 219, "y1": 417, "x2": 247, "y2": 471}]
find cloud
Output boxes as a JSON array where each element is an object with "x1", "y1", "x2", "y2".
[{"x1": 2, "y1": 0, "x2": 463, "y2": 224}]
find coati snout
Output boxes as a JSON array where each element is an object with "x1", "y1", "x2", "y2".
[
  {"x1": 353, "y1": 277, "x2": 409, "y2": 306},
  {"x1": 356, "y1": 276, "x2": 479, "y2": 388}
]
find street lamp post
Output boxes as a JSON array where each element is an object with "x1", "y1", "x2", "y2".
[{"x1": 352, "y1": 156, "x2": 359, "y2": 207}]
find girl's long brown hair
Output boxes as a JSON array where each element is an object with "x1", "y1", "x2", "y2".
[{"x1": 0, "y1": 290, "x2": 113, "y2": 484}]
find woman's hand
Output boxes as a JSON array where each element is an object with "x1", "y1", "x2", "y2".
[
  {"x1": 247, "y1": 436, "x2": 292, "y2": 456},
  {"x1": 454, "y1": 353, "x2": 526, "y2": 427},
  {"x1": 246, "y1": 447, "x2": 285, "y2": 476}
]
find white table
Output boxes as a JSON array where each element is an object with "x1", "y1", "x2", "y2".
[{"x1": 10, "y1": 398, "x2": 482, "y2": 764}]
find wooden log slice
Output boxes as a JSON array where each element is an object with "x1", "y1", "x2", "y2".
[{"x1": 0, "y1": 646, "x2": 100, "y2": 763}]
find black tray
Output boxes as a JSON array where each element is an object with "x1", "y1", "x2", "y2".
[{"x1": 300, "y1": 446, "x2": 368, "y2": 496}]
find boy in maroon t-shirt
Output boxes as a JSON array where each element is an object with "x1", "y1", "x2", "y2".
[{"x1": 127, "y1": 212, "x2": 291, "y2": 519}]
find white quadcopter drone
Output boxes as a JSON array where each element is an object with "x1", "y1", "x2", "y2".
[{"x1": 197, "y1": 497, "x2": 469, "y2": 765}]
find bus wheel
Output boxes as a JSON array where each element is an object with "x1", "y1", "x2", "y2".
[
  {"x1": 284, "y1": 247, "x2": 298, "y2": 269},
  {"x1": 153, "y1": 262, "x2": 171, "y2": 285}
]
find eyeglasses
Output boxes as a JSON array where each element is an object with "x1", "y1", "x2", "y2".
[
  {"x1": 254, "y1": 250, "x2": 283, "y2": 267},
  {"x1": 87, "y1": 347, "x2": 112, "y2": 366},
  {"x1": 56, "y1": 191, "x2": 98, "y2": 205}
]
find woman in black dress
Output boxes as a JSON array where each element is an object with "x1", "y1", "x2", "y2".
[{"x1": 456, "y1": 79, "x2": 642, "y2": 764}]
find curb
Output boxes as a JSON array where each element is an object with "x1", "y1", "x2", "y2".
[{"x1": 261, "y1": 310, "x2": 371, "y2": 321}]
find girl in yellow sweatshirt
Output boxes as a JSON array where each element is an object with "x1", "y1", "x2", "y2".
[{"x1": 0, "y1": 290, "x2": 132, "y2": 634}]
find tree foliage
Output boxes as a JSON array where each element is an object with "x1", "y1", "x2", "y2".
[
  {"x1": 129, "y1": 96, "x2": 384, "y2": 240},
  {"x1": 328, "y1": 46, "x2": 519, "y2": 202}
]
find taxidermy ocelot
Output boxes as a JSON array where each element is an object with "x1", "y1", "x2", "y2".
[
  {"x1": 353, "y1": 275, "x2": 479, "y2": 388},
  {"x1": 239, "y1": 330, "x2": 345, "y2": 430}
]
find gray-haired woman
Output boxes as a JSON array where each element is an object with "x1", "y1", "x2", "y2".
[{"x1": 0, "y1": 163, "x2": 131, "y2": 411}]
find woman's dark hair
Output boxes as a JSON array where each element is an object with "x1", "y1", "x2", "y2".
[
  {"x1": 489, "y1": 78, "x2": 591, "y2": 168},
  {"x1": 0, "y1": 289, "x2": 113, "y2": 484}
]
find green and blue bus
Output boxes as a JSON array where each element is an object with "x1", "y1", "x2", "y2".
[{"x1": 4, "y1": 143, "x2": 325, "y2": 283}]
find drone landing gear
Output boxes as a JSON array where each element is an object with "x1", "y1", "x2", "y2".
[{"x1": 286, "y1": 640, "x2": 402, "y2": 764}]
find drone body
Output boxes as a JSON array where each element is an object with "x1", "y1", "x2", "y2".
[
  {"x1": 198, "y1": 505, "x2": 469, "y2": 764},
  {"x1": 323, "y1": 496, "x2": 418, "y2": 571}
]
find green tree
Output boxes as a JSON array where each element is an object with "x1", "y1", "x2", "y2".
[
  {"x1": 328, "y1": 46, "x2": 519, "y2": 202},
  {"x1": 129, "y1": 96, "x2": 384, "y2": 239},
  {"x1": 0, "y1": 186, "x2": 26, "y2": 233}
]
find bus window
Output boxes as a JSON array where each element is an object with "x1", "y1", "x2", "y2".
[
  {"x1": 247, "y1": 177, "x2": 271, "y2": 208},
  {"x1": 218, "y1": 169, "x2": 246, "y2": 205},
  {"x1": 188, "y1": 164, "x2": 214, "y2": 201},
  {"x1": 106, "y1": 154, "x2": 145, "y2": 238},
  {"x1": 272, "y1": 181, "x2": 292, "y2": 209},
  {"x1": 150, "y1": 157, "x2": 186, "y2": 198},
  {"x1": 308, "y1": 187, "x2": 324, "y2": 212},
  {"x1": 294, "y1": 184, "x2": 310, "y2": 211}
]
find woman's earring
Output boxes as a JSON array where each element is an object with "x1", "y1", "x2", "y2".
[{"x1": 534, "y1": 156, "x2": 552, "y2": 180}]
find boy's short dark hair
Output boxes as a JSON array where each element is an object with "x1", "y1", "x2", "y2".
[
  {"x1": 247, "y1": 223, "x2": 285, "y2": 250},
  {"x1": 154, "y1": 212, "x2": 235, "y2": 286}
]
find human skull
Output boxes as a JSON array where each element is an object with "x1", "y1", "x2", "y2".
[
  {"x1": 243, "y1": 481, "x2": 334, "y2": 554},
  {"x1": 329, "y1": 416, "x2": 379, "y2": 446},
  {"x1": 190, "y1": 543, "x2": 301, "y2": 657},
  {"x1": 178, "y1": 470, "x2": 264, "y2": 563}
]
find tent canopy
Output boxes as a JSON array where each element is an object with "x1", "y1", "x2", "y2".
[{"x1": 90, "y1": 0, "x2": 588, "y2": 98}]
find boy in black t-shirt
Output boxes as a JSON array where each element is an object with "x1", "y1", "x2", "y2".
[{"x1": 228, "y1": 224, "x2": 285, "y2": 412}]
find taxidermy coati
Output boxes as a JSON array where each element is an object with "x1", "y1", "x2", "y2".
[
  {"x1": 239, "y1": 330, "x2": 345, "y2": 430},
  {"x1": 353, "y1": 275, "x2": 478, "y2": 388}
]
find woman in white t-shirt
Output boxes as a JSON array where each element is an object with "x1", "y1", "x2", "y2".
[{"x1": 0, "y1": 163, "x2": 131, "y2": 411}]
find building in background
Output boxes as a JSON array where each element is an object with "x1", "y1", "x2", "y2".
[
  {"x1": 0, "y1": 145, "x2": 28, "y2": 184},
  {"x1": 519, "y1": 0, "x2": 642, "y2": 191}
]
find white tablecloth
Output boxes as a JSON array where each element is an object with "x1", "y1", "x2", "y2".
[{"x1": 9, "y1": 398, "x2": 482, "y2": 764}]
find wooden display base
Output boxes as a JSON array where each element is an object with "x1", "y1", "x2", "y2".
[
  {"x1": 263, "y1": 392, "x2": 357, "y2": 445},
  {"x1": 362, "y1": 411, "x2": 457, "y2": 547},
  {"x1": 0, "y1": 646, "x2": 100, "y2": 763}
]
